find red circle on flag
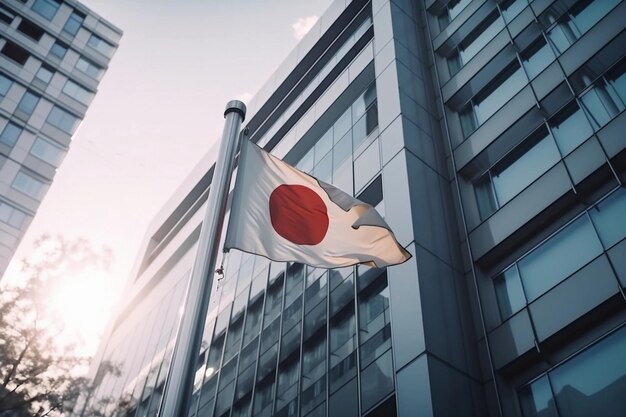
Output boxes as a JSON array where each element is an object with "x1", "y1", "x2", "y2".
[{"x1": 269, "y1": 184, "x2": 329, "y2": 245}]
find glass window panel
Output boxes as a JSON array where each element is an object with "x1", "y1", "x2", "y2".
[
  {"x1": 280, "y1": 322, "x2": 301, "y2": 360},
  {"x1": 459, "y1": 13, "x2": 505, "y2": 65},
  {"x1": 215, "y1": 380, "x2": 235, "y2": 416},
  {"x1": 491, "y1": 129, "x2": 560, "y2": 206},
  {"x1": 32, "y1": 0, "x2": 60, "y2": 20},
  {"x1": 62, "y1": 80, "x2": 95, "y2": 105},
  {"x1": 333, "y1": 109, "x2": 352, "y2": 142},
  {"x1": 549, "y1": 102, "x2": 594, "y2": 155},
  {"x1": 360, "y1": 349, "x2": 394, "y2": 412},
  {"x1": 358, "y1": 275, "x2": 390, "y2": 346},
  {"x1": 315, "y1": 129, "x2": 333, "y2": 164},
  {"x1": 76, "y1": 57, "x2": 104, "y2": 80},
  {"x1": 257, "y1": 343, "x2": 277, "y2": 384},
  {"x1": 494, "y1": 265, "x2": 526, "y2": 320},
  {"x1": 518, "y1": 375, "x2": 559, "y2": 417},
  {"x1": 35, "y1": 65, "x2": 53, "y2": 84},
  {"x1": 332, "y1": 132, "x2": 353, "y2": 194},
  {"x1": 260, "y1": 318, "x2": 280, "y2": 354},
  {"x1": 285, "y1": 263, "x2": 304, "y2": 306},
  {"x1": 46, "y1": 106, "x2": 80, "y2": 134},
  {"x1": 570, "y1": 0, "x2": 619, "y2": 34},
  {"x1": 50, "y1": 42, "x2": 67, "y2": 59},
  {"x1": 304, "y1": 300, "x2": 326, "y2": 341},
  {"x1": 0, "y1": 122, "x2": 22, "y2": 147},
  {"x1": 301, "y1": 376, "x2": 325, "y2": 416},
  {"x1": 243, "y1": 297, "x2": 264, "y2": 345},
  {"x1": 459, "y1": 105, "x2": 478, "y2": 137},
  {"x1": 352, "y1": 84, "x2": 376, "y2": 122},
  {"x1": 522, "y1": 37, "x2": 555, "y2": 79},
  {"x1": 63, "y1": 11, "x2": 85, "y2": 35},
  {"x1": 589, "y1": 189, "x2": 626, "y2": 249},
  {"x1": 0, "y1": 73, "x2": 11, "y2": 96},
  {"x1": 314, "y1": 151, "x2": 333, "y2": 184},
  {"x1": 12, "y1": 171, "x2": 44, "y2": 198},
  {"x1": 302, "y1": 335, "x2": 326, "y2": 389},
  {"x1": 264, "y1": 274, "x2": 283, "y2": 324},
  {"x1": 518, "y1": 216, "x2": 603, "y2": 301},
  {"x1": 550, "y1": 327, "x2": 626, "y2": 417},
  {"x1": 253, "y1": 374, "x2": 275, "y2": 416},
  {"x1": 282, "y1": 296, "x2": 302, "y2": 335},
  {"x1": 31, "y1": 137, "x2": 64, "y2": 165},
  {"x1": 474, "y1": 65, "x2": 526, "y2": 125},
  {"x1": 297, "y1": 149, "x2": 314, "y2": 173},
  {"x1": 330, "y1": 273, "x2": 354, "y2": 317},
  {"x1": 223, "y1": 317, "x2": 243, "y2": 362},
  {"x1": 330, "y1": 304, "x2": 356, "y2": 368},
  {"x1": 235, "y1": 365, "x2": 255, "y2": 402},
  {"x1": 17, "y1": 91, "x2": 39, "y2": 115},
  {"x1": 475, "y1": 174, "x2": 497, "y2": 220},
  {"x1": 502, "y1": 0, "x2": 528, "y2": 22},
  {"x1": 88, "y1": 34, "x2": 115, "y2": 57},
  {"x1": 607, "y1": 60, "x2": 626, "y2": 104},
  {"x1": 448, "y1": 0, "x2": 472, "y2": 20},
  {"x1": 581, "y1": 80, "x2": 624, "y2": 130}
]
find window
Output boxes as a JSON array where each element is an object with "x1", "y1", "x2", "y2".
[
  {"x1": 12, "y1": 171, "x2": 45, "y2": 198},
  {"x1": 17, "y1": 19, "x2": 44, "y2": 41},
  {"x1": 519, "y1": 326, "x2": 626, "y2": 417},
  {"x1": 62, "y1": 80, "x2": 94, "y2": 105},
  {"x1": 580, "y1": 60, "x2": 626, "y2": 130},
  {"x1": 360, "y1": 349, "x2": 394, "y2": 413},
  {"x1": 474, "y1": 127, "x2": 561, "y2": 219},
  {"x1": 0, "y1": 5, "x2": 15, "y2": 24},
  {"x1": 50, "y1": 41, "x2": 68, "y2": 59},
  {"x1": 75, "y1": 57, "x2": 104, "y2": 80},
  {"x1": 0, "y1": 73, "x2": 12, "y2": 96},
  {"x1": 30, "y1": 137, "x2": 64, "y2": 165},
  {"x1": 63, "y1": 11, "x2": 85, "y2": 36},
  {"x1": 35, "y1": 65, "x2": 53, "y2": 84},
  {"x1": 547, "y1": 0, "x2": 620, "y2": 53},
  {"x1": 0, "y1": 122, "x2": 22, "y2": 147},
  {"x1": 358, "y1": 273, "x2": 391, "y2": 367},
  {"x1": 46, "y1": 106, "x2": 80, "y2": 134},
  {"x1": 518, "y1": 215, "x2": 603, "y2": 301},
  {"x1": 589, "y1": 188, "x2": 626, "y2": 249},
  {"x1": 521, "y1": 37, "x2": 555, "y2": 79},
  {"x1": 87, "y1": 34, "x2": 115, "y2": 57},
  {"x1": 1, "y1": 42, "x2": 29, "y2": 65},
  {"x1": 17, "y1": 91, "x2": 39, "y2": 115},
  {"x1": 501, "y1": 0, "x2": 528, "y2": 23},
  {"x1": 494, "y1": 265, "x2": 526, "y2": 320},
  {"x1": 549, "y1": 102, "x2": 594, "y2": 155},
  {"x1": 0, "y1": 201, "x2": 27, "y2": 228},
  {"x1": 448, "y1": 12, "x2": 505, "y2": 75},
  {"x1": 438, "y1": 0, "x2": 472, "y2": 30},
  {"x1": 32, "y1": 0, "x2": 61, "y2": 20},
  {"x1": 460, "y1": 63, "x2": 527, "y2": 137}
]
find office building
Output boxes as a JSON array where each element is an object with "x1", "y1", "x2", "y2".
[
  {"x1": 80, "y1": 0, "x2": 626, "y2": 416},
  {"x1": 0, "y1": 0, "x2": 121, "y2": 277}
]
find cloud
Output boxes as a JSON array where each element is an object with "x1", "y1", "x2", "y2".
[{"x1": 292, "y1": 16, "x2": 318, "y2": 40}]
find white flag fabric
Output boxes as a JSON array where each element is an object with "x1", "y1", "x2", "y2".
[{"x1": 224, "y1": 139, "x2": 411, "y2": 268}]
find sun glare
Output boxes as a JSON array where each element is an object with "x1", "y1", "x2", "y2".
[{"x1": 46, "y1": 268, "x2": 117, "y2": 356}]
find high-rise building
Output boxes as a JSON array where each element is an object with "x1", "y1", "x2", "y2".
[
  {"x1": 0, "y1": 0, "x2": 121, "y2": 277},
  {"x1": 81, "y1": 0, "x2": 626, "y2": 416}
]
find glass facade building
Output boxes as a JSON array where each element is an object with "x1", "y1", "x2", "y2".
[
  {"x1": 0, "y1": 0, "x2": 121, "y2": 278},
  {"x1": 80, "y1": 0, "x2": 626, "y2": 416}
]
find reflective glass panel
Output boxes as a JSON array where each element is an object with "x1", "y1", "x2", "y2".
[
  {"x1": 549, "y1": 102, "x2": 593, "y2": 155},
  {"x1": 589, "y1": 189, "x2": 626, "y2": 249},
  {"x1": 550, "y1": 327, "x2": 626, "y2": 417},
  {"x1": 494, "y1": 265, "x2": 526, "y2": 320},
  {"x1": 518, "y1": 375, "x2": 558, "y2": 417},
  {"x1": 518, "y1": 216, "x2": 603, "y2": 301}
]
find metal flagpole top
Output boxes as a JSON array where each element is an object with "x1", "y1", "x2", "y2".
[{"x1": 225, "y1": 100, "x2": 246, "y2": 120}]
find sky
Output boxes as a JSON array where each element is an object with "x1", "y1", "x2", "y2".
[{"x1": 3, "y1": 0, "x2": 333, "y2": 355}]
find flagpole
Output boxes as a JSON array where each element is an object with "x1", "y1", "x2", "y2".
[{"x1": 158, "y1": 100, "x2": 246, "y2": 417}]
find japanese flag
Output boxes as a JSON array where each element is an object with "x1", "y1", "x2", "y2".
[{"x1": 224, "y1": 140, "x2": 411, "y2": 268}]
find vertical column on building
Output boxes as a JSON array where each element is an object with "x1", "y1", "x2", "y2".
[{"x1": 371, "y1": 0, "x2": 488, "y2": 416}]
